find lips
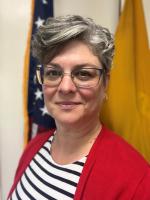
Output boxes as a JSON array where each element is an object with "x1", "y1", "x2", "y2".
[{"x1": 55, "y1": 101, "x2": 81, "y2": 110}]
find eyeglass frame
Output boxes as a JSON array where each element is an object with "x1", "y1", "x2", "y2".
[{"x1": 36, "y1": 64, "x2": 105, "y2": 89}]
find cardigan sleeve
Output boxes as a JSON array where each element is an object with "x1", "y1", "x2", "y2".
[{"x1": 132, "y1": 167, "x2": 150, "y2": 199}]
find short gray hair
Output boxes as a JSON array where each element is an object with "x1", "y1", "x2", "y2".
[{"x1": 32, "y1": 15, "x2": 114, "y2": 73}]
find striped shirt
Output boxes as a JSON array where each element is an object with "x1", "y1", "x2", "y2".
[{"x1": 10, "y1": 135, "x2": 87, "y2": 200}]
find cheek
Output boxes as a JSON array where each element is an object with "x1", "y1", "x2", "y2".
[
  {"x1": 80, "y1": 87, "x2": 105, "y2": 109},
  {"x1": 42, "y1": 86, "x2": 57, "y2": 116},
  {"x1": 42, "y1": 86, "x2": 56, "y2": 103}
]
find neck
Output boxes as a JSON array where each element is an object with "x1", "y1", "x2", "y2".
[{"x1": 51, "y1": 118, "x2": 102, "y2": 165}]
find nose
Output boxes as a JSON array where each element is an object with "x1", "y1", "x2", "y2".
[{"x1": 57, "y1": 74, "x2": 77, "y2": 94}]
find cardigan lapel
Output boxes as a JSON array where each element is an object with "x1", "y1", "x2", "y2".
[{"x1": 74, "y1": 126, "x2": 105, "y2": 200}]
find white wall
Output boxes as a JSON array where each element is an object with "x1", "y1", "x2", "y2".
[
  {"x1": 0, "y1": 1, "x2": 31, "y2": 199},
  {"x1": 54, "y1": 0, "x2": 119, "y2": 33},
  {"x1": 0, "y1": 0, "x2": 149, "y2": 199}
]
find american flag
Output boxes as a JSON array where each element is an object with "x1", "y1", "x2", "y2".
[{"x1": 25, "y1": 0, "x2": 55, "y2": 142}]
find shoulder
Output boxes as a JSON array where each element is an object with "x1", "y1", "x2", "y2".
[
  {"x1": 99, "y1": 126, "x2": 149, "y2": 168},
  {"x1": 25, "y1": 130, "x2": 54, "y2": 151},
  {"x1": 7, "y1": 130, "x2": 55, "y2": 199},
  {"x1": 93, "y1": 126, "x2": 150, "y2": 185},
  {"x1": 85, "y1": 126, "x2": 150, "y2": 198},
  {"x1": 18, "y1": 129, "x2": 55, "y2": 168},
  {"x1": 77, "y1": 126, "x2": 150, "y2": 199}
]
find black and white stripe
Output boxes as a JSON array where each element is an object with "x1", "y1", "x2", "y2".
[{"x1": 10, "y1": 136, "x2": 86, "y2": 200}]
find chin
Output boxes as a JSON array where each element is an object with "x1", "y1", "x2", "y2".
[
  {"x1": 57, "y1": 117, "x2": 81, "y2": 125},
  {"x1": 54, "y1": 113, "x2": 84, "y2": 126}
]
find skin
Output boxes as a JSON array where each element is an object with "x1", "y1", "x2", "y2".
[{"x1": 43, "y1": 40, "x2": 108, "y2": 165}]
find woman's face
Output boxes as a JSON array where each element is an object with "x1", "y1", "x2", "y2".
[{"x1": 43, "y1": 40, "x2": 106, "y2": 126}]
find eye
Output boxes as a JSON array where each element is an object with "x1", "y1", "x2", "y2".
[
  {"x1": 44, "y1": 68, "x2": 62, "y2": 80},
  {"x1": 73, "y1": 68, "x2": 97, "y2": 81}
]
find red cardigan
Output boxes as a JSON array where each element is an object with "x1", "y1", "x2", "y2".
[{"x1": 8, "y1": 126, "x2": 150, "y2": 199}]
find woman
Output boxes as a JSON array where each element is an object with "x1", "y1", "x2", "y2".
[{"x1": 8, "y1": 15, "x2": 150, "y2": 200}]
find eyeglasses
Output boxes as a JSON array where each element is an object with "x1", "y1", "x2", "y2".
[{"x1": 36, "y1": 64, "x2": 104, "y2": 88}]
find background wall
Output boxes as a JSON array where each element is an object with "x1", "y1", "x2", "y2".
[
  {"x1": 0, "y1": 1, "x2": 31, "y2": 199},
  {"x1": 0, "y1": 0, "x2": 149, "y2": 199}
]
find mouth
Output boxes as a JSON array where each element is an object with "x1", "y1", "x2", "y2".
[{"x1": 55, "y1": 101, "x2": 81, "y2": 110}]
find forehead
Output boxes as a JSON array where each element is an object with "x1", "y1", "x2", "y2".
[{"x1": 49, "y1": 40, "x2": 101, "y2": 68}]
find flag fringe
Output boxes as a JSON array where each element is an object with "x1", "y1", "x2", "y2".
[{"x1": 23, "y1": 0, "x2": 35, "y2": 147}]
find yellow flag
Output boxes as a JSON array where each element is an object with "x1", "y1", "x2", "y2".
[{"x1": 101, "y1": 0, "x2": 150, "y2": 161}]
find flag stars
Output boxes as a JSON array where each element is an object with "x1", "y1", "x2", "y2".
[
  {"x1": 35, "y1": 88, "x2": 43, "y2": 100},
  {"x1": 40, "y1": 105, "x2": 49, "y2": 116},
  {"x1": 42, "y1": 0, "x2": 48, "y2": 4},
  {"x1": 35, "y1": 17, "x2": 45, "y2": 28}
]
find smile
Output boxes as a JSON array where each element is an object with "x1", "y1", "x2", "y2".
[{"x1": 56, "y1": 102, "x2": 81, "y2": 110}]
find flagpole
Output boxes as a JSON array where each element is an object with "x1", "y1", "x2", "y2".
[{"x1": 119, "y1": 0, "x2": 122, "y2": 17}]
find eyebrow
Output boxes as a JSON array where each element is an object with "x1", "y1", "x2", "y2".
[{"x1": 46, "y1": 62, "x2": 101, "y2": 69}]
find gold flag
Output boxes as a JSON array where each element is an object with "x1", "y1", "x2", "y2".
[{"x1": 101, "y1": 0, "x2": 150, "y2": 161}]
